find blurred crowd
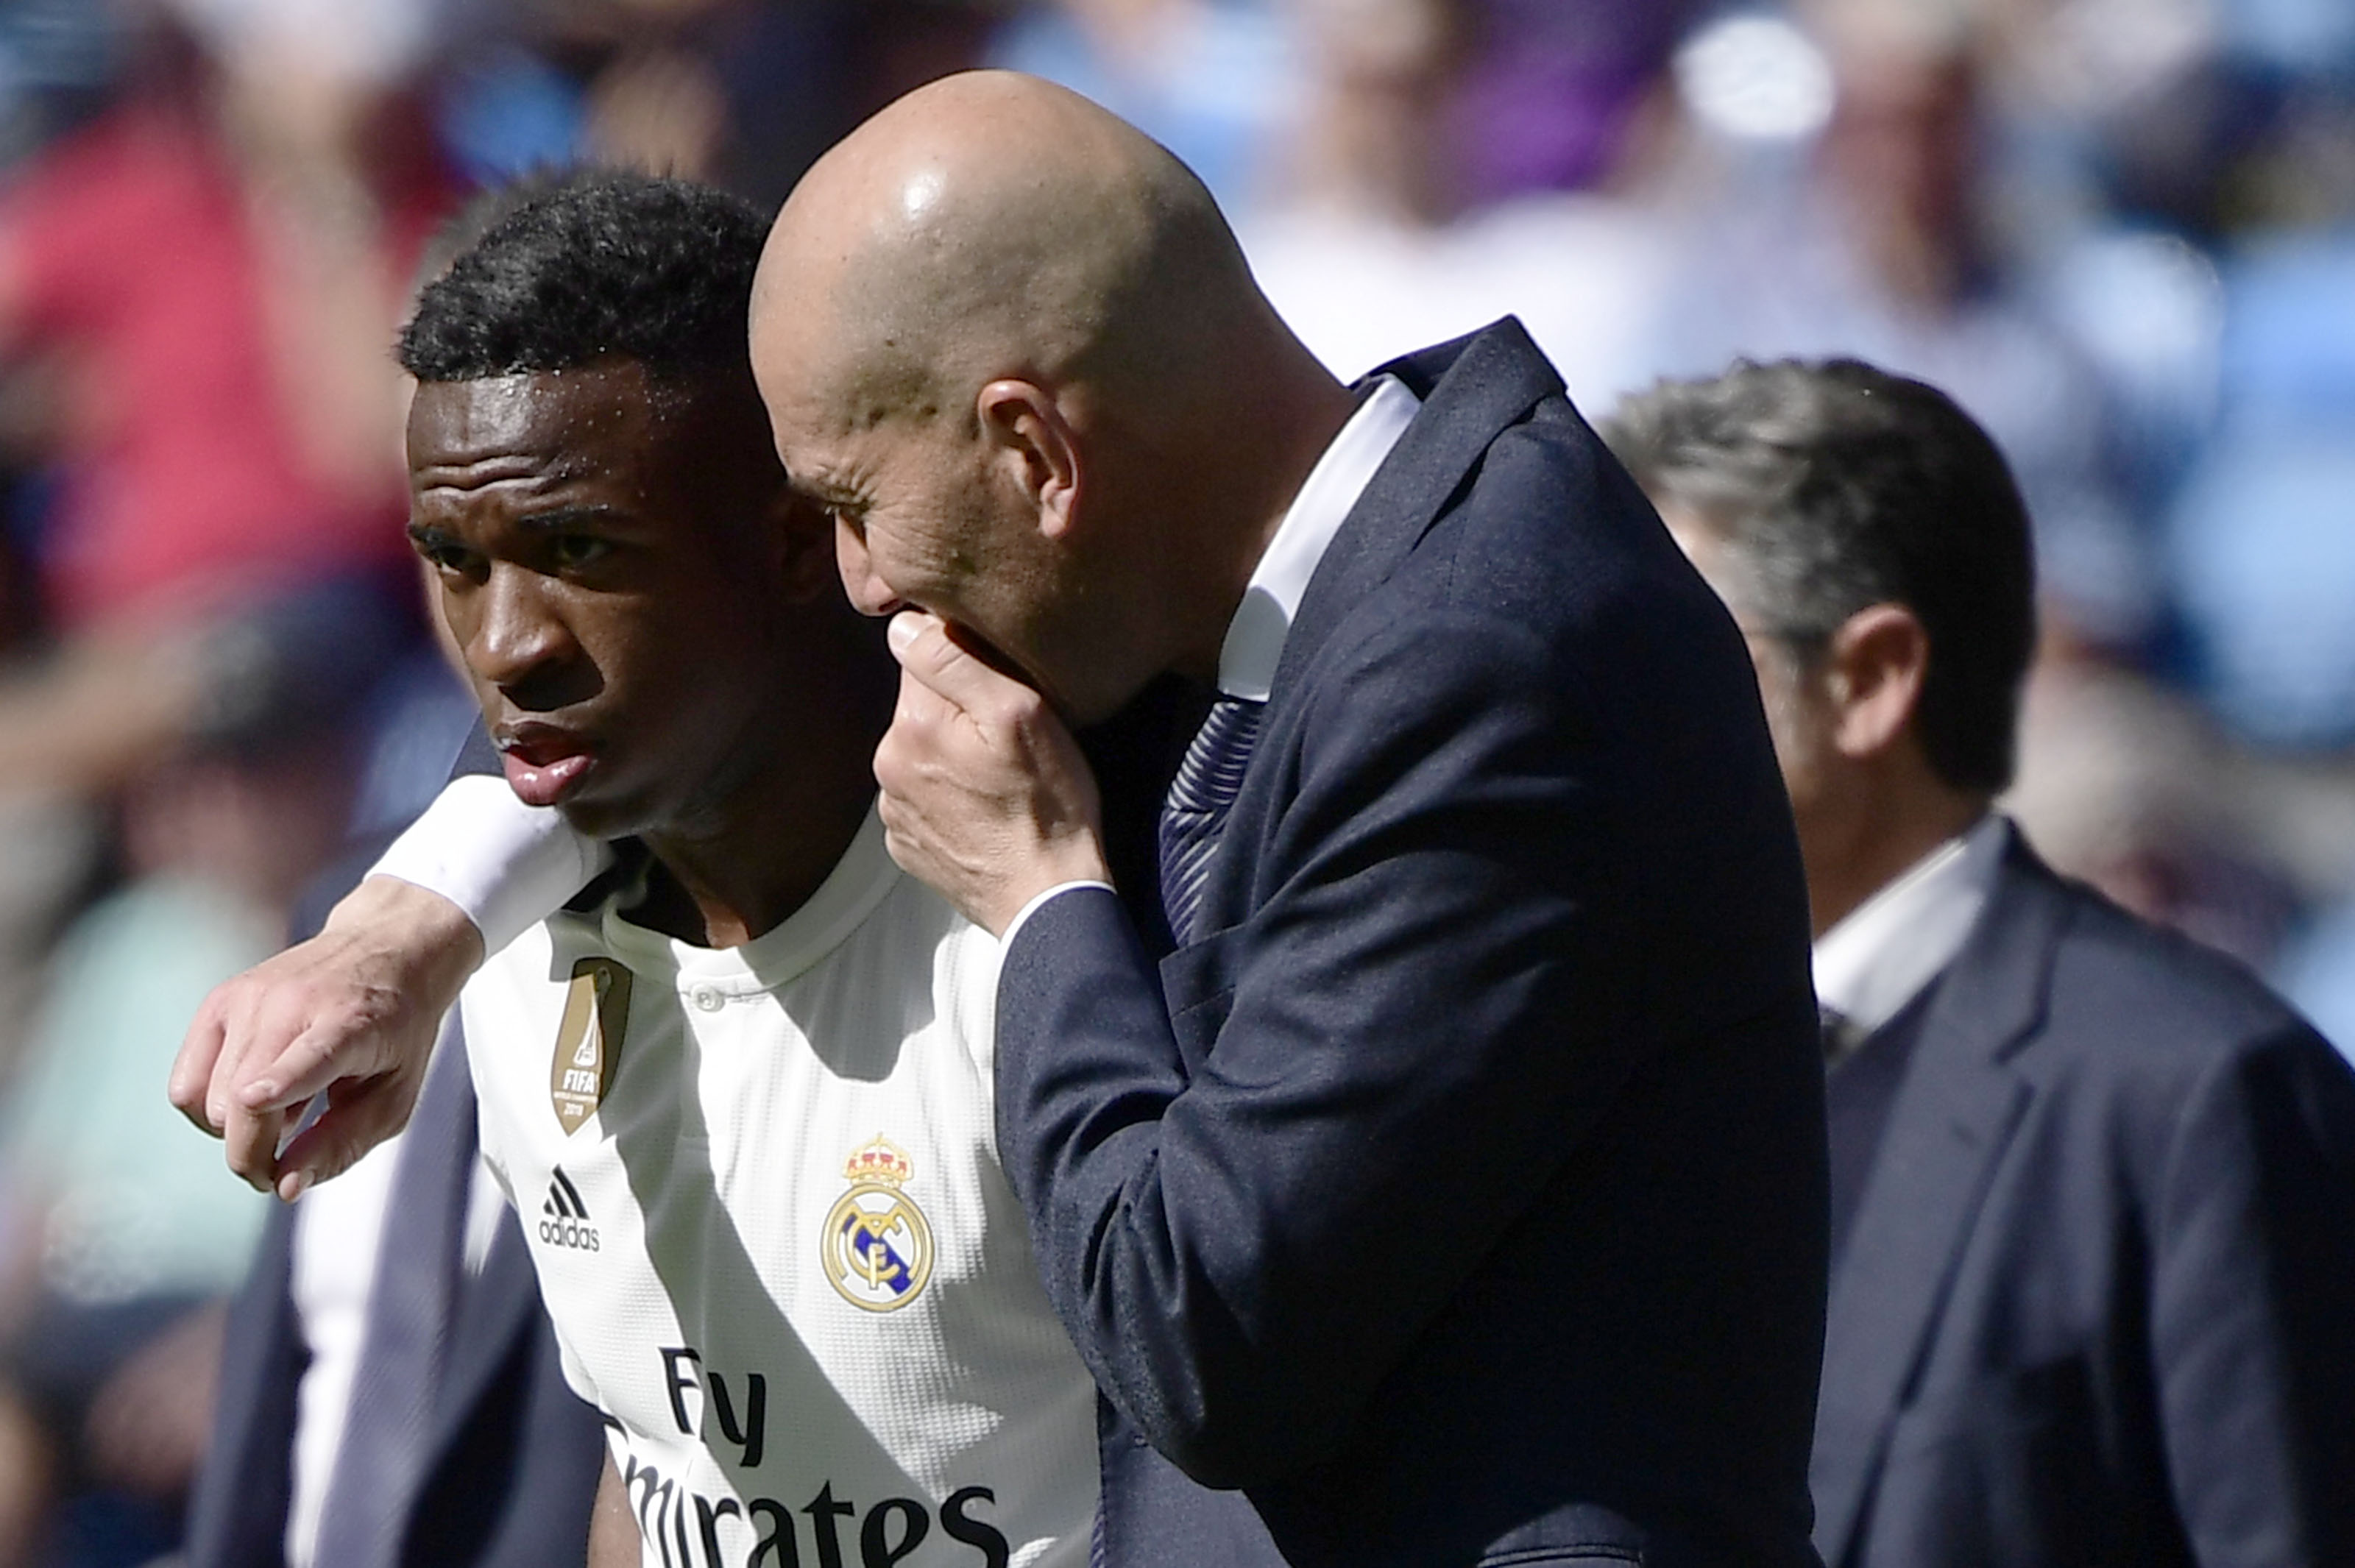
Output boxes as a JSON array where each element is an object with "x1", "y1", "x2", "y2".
[{"x1": 0, "y1": 0, "x2": 2338, "y2": 1562}]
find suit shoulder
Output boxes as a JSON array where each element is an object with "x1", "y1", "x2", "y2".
[
  {"x1": 2014, "y1": 868, "x2": 2355, "y2": 1226},
  {"x1": 1422, "y1": 397, "x2": 1666, "y2": 572},
  {"x1": 2017, "y1": 868, "x2": 2330, "y2": 1099},
  {"x1": 2050, "y1": 873, "x2": 2306, "y2": 1037}
]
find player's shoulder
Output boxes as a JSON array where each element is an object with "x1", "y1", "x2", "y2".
[{"x1": 461, "y1": 914, "x2": 570, "y2": 1029}]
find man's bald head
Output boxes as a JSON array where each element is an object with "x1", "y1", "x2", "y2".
[
  {"x1": 750, "y1": 71, "x2": 1351, "y2": 717},
  {"x1": 756, "y1": 71, "x2": 1265, "y2": 422}
]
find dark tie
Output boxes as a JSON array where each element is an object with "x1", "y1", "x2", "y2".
[
  {"x1": 312, "y1": 1022, "x2": 478, "y2": 1568},
  {"x1": 1158, "y1": 693, "x2": 1265, "y2": 944}
]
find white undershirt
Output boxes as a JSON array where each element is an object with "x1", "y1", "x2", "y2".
[
  {"x1": 1812, "y1": 813, "x2": 2008, "y2": 1047},
  {"x1": 370, "y1": 774, "x2": 606, "y2": 959}
]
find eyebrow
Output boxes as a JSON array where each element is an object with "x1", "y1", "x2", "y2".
[{"x1": 513, "y1": 504, "x2": 630, "y2": 534}]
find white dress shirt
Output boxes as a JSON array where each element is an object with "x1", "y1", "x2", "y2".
[
  {"x1": 1813, "y1": 813, "x2": 2009, "y2": 1053},
  {"x1": 1213, "y1": 374, "x2": 1421, "y2": 699},
  {"x1": 999, "y1": 373, "x2": 1421, "y2": 943}
]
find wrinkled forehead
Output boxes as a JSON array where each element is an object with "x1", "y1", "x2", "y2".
[{"x1": 406, "y1": 366, "x2": 668, "y2": 475}]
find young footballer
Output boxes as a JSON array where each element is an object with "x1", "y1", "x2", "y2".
[{"x1": 396, "y1": 171, "x2": 1097, "y2": 1568}]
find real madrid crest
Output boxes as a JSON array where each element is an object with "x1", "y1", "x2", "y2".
[
  {"x1": 822, "y1": 1135, "x2": 934, "y2": 1312},
  {"x1": 549, "y1": 957, "x2": 631, "y2": 1134}
]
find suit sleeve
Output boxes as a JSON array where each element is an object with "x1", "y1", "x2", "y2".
[
  {"x1": 2153, "y1": 1023, "x2": 2355, "y2": 1566},
  {"x1": 996, "y1": 609, "x2": 1657, "y2": 1489}
]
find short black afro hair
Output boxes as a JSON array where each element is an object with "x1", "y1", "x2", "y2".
[{"x1": 398, "y1": 169, "x2": 771, "y2": 384}]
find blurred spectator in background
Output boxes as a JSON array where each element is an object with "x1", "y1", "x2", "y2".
[
  {"x1": 1236, "y1": 0, "x2": 1687, "y2": 407},
  {"x1": 0, "y1": 581, "x2": 394, "y2": 1567},
  {"x1": 2005, "y1": 659, "x2": 2301, "y2": 971},
  {"x1": 0, "y1": 3, "x2": 465, "y2": 1560},
  {"x1": 0, "y1": 0, "x2": 456, "y2": 1104},
  {"x1": 1448, "y1": 0, "x2": 1692, "y2": 206},
  {"x1": 439, "y1": 0, "x2": 846, "y2": 205},
  {"x1": 442, "y1": 0, "x2": 1004, "y2": 207},
  {"x1": 1605, "y1": 355, "x2": 2355, "y2": 1568},
  {"x1": 1987, "y1": 0, "x2": 2355, "y2": 1034},
  {"x1": 1649, "y1": 0, "x2": 2145, "y2": 650},
  {"x1": 988, "y1": 0, "x2": 1300, "y2": 209},
  {"x1": 0, "y1": 4, "x2": 447, "y2": 642}
]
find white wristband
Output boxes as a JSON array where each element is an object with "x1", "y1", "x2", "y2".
[{"x1": 367, "y1": 775, "x2": 611, "y2": 956}]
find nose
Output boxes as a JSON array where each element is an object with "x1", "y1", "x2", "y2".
[
  {"x1": 464, "y1": 564, "x2": 582, "y2": 709},
  {"x1": 834, "y1": 515, "x2": 904, "y2": 617}
]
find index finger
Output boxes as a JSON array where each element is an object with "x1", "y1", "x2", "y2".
[
  {"x1": 168, "y1": 995, "x2": 230, "y2": 1135},
  {"x1": 886, "y1": 612, "x2": 1037, "y2": 717},
  {"x1": 233, "y1": 1007, "x2": 403, "y2": 1114}
]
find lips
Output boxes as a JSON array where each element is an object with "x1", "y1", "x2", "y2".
[{"x1": 496, "y1": 726, "x2": 600, "y2": 809}]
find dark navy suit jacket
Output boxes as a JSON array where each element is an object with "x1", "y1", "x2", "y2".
[
  {"x1": 184, "y1": 1197, "x2": 605, "y2": 1568},
  {"x1": 1814, "y1": 830, "x2": 2355, "y2": 1568},
  {"x1": 997, "y1": 320, "x2": 1831, "y2": 1568},
  {"x1": 183, "y1": 842, "x2": 606, "y2": 1568}
]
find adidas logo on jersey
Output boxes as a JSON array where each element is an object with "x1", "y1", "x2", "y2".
[{"x1": 539, "y1": 1167, "x2": 601, "y2": 1252}]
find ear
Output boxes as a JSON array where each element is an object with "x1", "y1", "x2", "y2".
[
  {"x1": 767, "y1": 489, "x2": 840, "y2": 605},
  {"x1": 976, "y1": 378, "x2": 1080, "y2": 539},
  {"x1": 1823, "y1": 603, "x2": 1930, "y2": 761}
]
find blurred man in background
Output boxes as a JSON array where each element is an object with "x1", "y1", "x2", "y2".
[
  {"x1": 185, "y1": 836, "x2": 606, "y2": 1568},
  {"x1": 1605, "y1": 357, "x2": 2355, "y2": 1568}
]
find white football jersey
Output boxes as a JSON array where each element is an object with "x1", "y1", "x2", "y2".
[{"x1": 463, "y1": 808, "x2": 1099, "y2": 1568}]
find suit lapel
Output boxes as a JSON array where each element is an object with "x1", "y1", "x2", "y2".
[
  {"x1": 1270, "y1": 316, "x2": 1562, "y2": 709},
  {"x1": 420, "y1": 1206, "x2": 541, "y2": 1465},
  {"x1": 1159, "y1": 318, "x2": 1564, "y2": 956},
  {"x1": 1812, "y1": 832, "x2": 2073, "y2": 1563},
  {"x1": 188, "y1": 1203, "x2": 304, "y2": 1566}
]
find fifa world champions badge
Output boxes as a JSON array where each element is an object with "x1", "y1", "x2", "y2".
[
  {"x1": 823, "y1": 1136, "x2": 935, "y2": 1312},
  {"x1": 549, "y1": 957, "x2": 631, "y2": 1133}
]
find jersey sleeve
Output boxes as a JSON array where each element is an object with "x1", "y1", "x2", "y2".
[{"x1": 370, "y1": 775, "x2": 610, "y2": 956}]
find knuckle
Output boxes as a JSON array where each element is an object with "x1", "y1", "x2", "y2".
[{"x1": 1002, "y1": 684, "x2": 1047, "y2": 725}]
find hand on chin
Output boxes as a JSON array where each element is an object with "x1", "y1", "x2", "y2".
[{"x1": 874, "y1": 611, "x2": 1111, "y2": 934}]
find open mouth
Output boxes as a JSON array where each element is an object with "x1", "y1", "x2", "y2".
[{"x1": 497, "y1": 728, "x2": 601, "y2": 809}]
